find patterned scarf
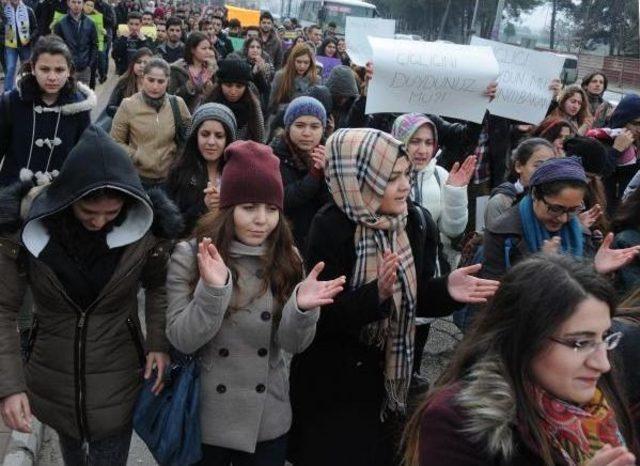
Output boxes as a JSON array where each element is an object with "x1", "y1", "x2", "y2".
[
  {"x1": 4, "y1": 2, "x2": 31, "y2": 48},
  {"x1": 536, "y1": 387, "x2": 625, "y2": 465},
  {"x1": 325, "y1": 128, "x2": 418, "y2": 415}
]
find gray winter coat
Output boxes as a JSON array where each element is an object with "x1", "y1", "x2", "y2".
[{"x1": 166, "y1": 240, "x2": 319, "y2": 453}]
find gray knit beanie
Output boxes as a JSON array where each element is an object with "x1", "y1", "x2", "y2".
[
  {"x1": 189, "y1": 103, "x2": 238, "y2": 142},
  {"x1": 325, "y1": 65, "x2": 359, "y2": 98}
]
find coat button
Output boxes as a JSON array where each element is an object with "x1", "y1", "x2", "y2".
[
  {"x1": 257, "y1": 348, "x2": 268, "y2": 357},
  {"x1": 216, "y1": 384, "x2": 226, "y2": 394},
  {"x1": 219, "y1": 348, "x2": 229, "y2": 357},
  {"x1": 260, "y1": 311, "x2": 271, "y2": 321},
  {"x1": 256, "y1": 384, "x2": 266, "y2": 393}
]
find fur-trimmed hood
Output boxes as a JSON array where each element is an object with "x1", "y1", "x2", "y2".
[
  {"x1": 17, "y1": 80, "x2": 97, "y2": 115},
  {"x1": 455, "y1": 355, "x2": 520, "y2": 462}
]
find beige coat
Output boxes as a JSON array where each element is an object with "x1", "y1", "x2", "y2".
[
  {"x1": 110, "y1": 92, "x2": 191, "y2": 180},
  {"x1": 166, "y1": 240, "x2": 319, "y2": 452}
]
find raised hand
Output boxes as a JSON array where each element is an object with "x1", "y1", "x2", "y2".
[
  {"x1": 446, "y1": 155, "x2": 477, "y2": 187},
  {"x1": 296, "y1": 262, "x2": 346, "y2": 310},
  {"x1": 578, "y1": 204, "x2": 603, "y2": 230},
  {"x1": 613, "y1": 129, "x2": 635, "y2": 152},
  {"x1": 446, "y1": 264, "x2": 500, "y2": 304},
  {"x1": 594, "y1": 233, "x2": 640, "y2": 275},
  {"x1": 378, "y1": 250, "x2": 400, "y2": 303},
  {"x1": 484, "y1": 81, "x2": 498, "y2": 101},
  {"x1": 0, "y1": 392, "x2": 32, "y2": 433},
  {"x1": 584, "y1": 444, "x2": 635, "y2": 466},
  {"x1": 197, "y1": 238, "x2": 229, "y2": 287},
  {"x1": 310, "y1": 145, "x2": 326, "y2": 171},
  {"x1": 203, "y1": 182, "x2": 220, "y2": 212}
]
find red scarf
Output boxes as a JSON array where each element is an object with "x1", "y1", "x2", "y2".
[{"x1": 536, "y1": 387, "x2": 624, "y2": 465}]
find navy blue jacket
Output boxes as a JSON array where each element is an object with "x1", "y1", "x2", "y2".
[
  {"x1": 0, "y1": 79, "x2": 95, "y2": 185},
  {"x1": 53, "y1": 13, "x2": 98, "y2": 70}
]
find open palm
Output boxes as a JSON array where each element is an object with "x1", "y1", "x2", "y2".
[
  {"x1": 297, "y1": 262, "x2": 346, "y2": 310},
  {"x1": 447, "y1": 264, "x2": 500, "y2": 304},
  {"x1": 594, "y1": 233, "x2": 640, "y2": 275},
  {"x1": 197, "y1": 238, "x2": 228, "y2": 287}
]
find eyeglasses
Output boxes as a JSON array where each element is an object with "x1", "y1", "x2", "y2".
[
  {"x1": 549, "y1": 331, "x2": 623, "y2": 355},
  {"x1": 541, "y1": 197, "x2": 584, "y2": 218}
]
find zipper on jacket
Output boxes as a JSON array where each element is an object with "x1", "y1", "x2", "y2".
[
  {"x1": 41, "y1": 258, "x2": 139, "y2": 446},
  {"x1": 126, "y1": 317, "x2": 146, "y2": 368},
  {"x1": 75, "y1": 310, "x2": 90, "y2": 448},
  {"x1": 25, "y1": 316, "x2": 39, "y2": 363}
]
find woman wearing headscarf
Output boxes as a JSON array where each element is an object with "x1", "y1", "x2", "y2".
[{"x1": 288, "y1": 128, "x2": 500, "y2": 466}]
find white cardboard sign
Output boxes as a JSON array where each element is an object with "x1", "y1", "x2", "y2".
[
  {"x1": 365, "y1": 38, "x2": 499, "y2": 124},
  {"x1": 470, "y1": 36, "x2": 564, "y2": 124},
  {"x1": 345, "y1": 16, "x2": 396, "y2": 66}
]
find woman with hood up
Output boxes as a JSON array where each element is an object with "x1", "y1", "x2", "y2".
[
  {"x1": 0, "y1": 125, "x2": 183, "y2": 466},
  {"x1": 0, "y1": 35, "x2": 96, "y2": 186},
  {"x1": 587, "y1": 93, "x2": 640, "y2": 214}
]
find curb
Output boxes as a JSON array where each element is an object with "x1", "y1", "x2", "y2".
[{"x1": 2, "y1": 418, "x2": 44, "y2": 466}]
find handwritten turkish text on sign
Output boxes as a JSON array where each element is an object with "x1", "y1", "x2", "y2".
[
  {"x1": 470, "y1": 37, "x2": 564, "y2": 124},
  {"x1": 345, "y1": 16, "x2": 395, "y2": 66},
  {"x1": 365, "y1": 38, "x2": 499, "y2": 124}
]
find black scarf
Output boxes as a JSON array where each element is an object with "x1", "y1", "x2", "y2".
[
  {"x1": 142, "y1": 91, "x2": 166, "y2": 112},
  {"x1": 587, "y1": 91, "x2": 604, "y2": 116},
  {"x1": 222, "y1": 96, "x2": 250, "y2": 129},
  {"x1": 40, "y1": 208, "x2": 126, "y2": 309}
]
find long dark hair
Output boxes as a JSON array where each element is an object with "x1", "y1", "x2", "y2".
[
  {"x1": 506, "y1": 137, "x2": 555, "y2": 182},
  {"x1": 207, "y1": 83, "x2": 262, "y2": 142},
  {"x1": 192, "y1": 207, "x2": 303, "y2": 310},
  {"x1": 551, "y1": 84, "x2": 592, "y2": 126},
  {"x1": 184, "y1": 31, "x2": 210, "y2": 65},
  {"x1": 165, "y1": 116, "x2": 232, "y2": 233},
  {"x1": 117, "y1": 47, "x2": 153, "y2": 99},
  {"x1": 403, "y1": 254, "x2": 637, "y2": 466},
  {"x1": 581, "y1": 71, "x2": 609, "y2": 95},
  {"x1": 612, "y1": 187, "x2": 640, "y2": 233},
  {"x1": 20, "y1": 35, "x2": 76, "y2": 98},
  {"x1": 317, "y1": 37, "x2": 337, "y2": 58}
]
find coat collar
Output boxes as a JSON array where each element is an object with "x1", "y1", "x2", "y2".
[{"x1": 455, "y1": 355, "x2": 519, "y2": 461}]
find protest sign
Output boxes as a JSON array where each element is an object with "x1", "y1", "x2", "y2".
[
  {"x1": 226, "y1": 5, "x2": 260, "y2": 27},
  {"x1": 345, "y1": 17, "x2": 395, "y2": 66},
  {"x1": 365, "y1": 38, "x2": 499, "y2": 124},
  {"x1": 317, "y1": 56, "x2": 342, "y2": 81},
  {"x1": 471, "y1": 36, "x2": 564, "y2": 124}
]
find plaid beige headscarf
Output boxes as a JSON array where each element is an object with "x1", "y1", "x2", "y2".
[{"x1": 325, "y1": 128, "x2": 418, "y2": 414}]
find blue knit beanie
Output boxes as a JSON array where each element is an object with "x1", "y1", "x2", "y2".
[
  {"x1": 284, "y1": 96, "x2": 327, "y2": 128},
  {"x1": 609, "y1": 93, "x2": 640, "y2": 128},
  {"x1": 529, "y1": 156, "x2": 587, "y2": 187}
]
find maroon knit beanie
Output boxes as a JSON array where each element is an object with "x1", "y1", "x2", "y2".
[{"x1": 219, "y1": 140, "x2": 284, "y2": 210}]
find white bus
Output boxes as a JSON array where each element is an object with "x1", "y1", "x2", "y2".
[{"x1": 298, "y1": 0, "x2": 377, "y2": 35}]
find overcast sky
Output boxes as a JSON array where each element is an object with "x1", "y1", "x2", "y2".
[{"x1": 518, "y1": 4, "x2": 553, "y2": 31}]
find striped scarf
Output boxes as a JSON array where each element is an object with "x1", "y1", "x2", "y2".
[
  {"x1": 326, "y1": 128, "x2": 418, "y2": 414},
  {"x1": 4, "y1": 2, "x2": 31, "y2": 48}
]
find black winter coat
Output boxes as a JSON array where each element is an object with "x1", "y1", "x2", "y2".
[
  {"x1": 271, "y1": 137, "x2": 330, "y2": 251},
  {"x1": 53, "y1": 14, "x2": 98, "y2": 71},
  {"x1": 0, "y1": 79, "x2": 95, "y2": 185},
  {"x1": 112, "y1": 34, "x2": 154, "y2": 75},
  {"x1": 289, "y1": 202, "x2": 461, "y2": 466}
]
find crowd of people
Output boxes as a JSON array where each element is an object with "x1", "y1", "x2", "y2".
[{"x1": 1, "y1": 1, "x2": 640, "y2": 466}]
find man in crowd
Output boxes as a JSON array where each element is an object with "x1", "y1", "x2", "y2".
[
  {"x1": 112, "y1": 10, "x2": 153, "y2": 75},
  {"x1": 324, "y1": 21, "x2": 336, "y2": 39},
  {"x1": 210, "y1": 14, "x2": 232, "y2": 59},
  {"x1": 259, "y1": 10, "x2": 282, "y2": 69},
  {"x1": 34, "y1": 0, "x2": 65, "y2": 36},
  {"x1": 2, "y1": 0, "x2": 38, "y2": 91},
  {"x1": 54, "y1": 0, "x2": 98, "y2": 86},
  {"x1": 227, "y1": 17, "x2": 241, "y2": 37},
  {"x1": 92, "y1": 0, "x2": 115, "y2": 84},
  {"x1": 141, "y1": 10, "x2": 153, "y2": 26},
  {"x1": 307, "y1": 23, "x2": 322, "y2": 51},
  {"x1": 156, "y1": 15, "x2": 182, "y2": 63}
]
